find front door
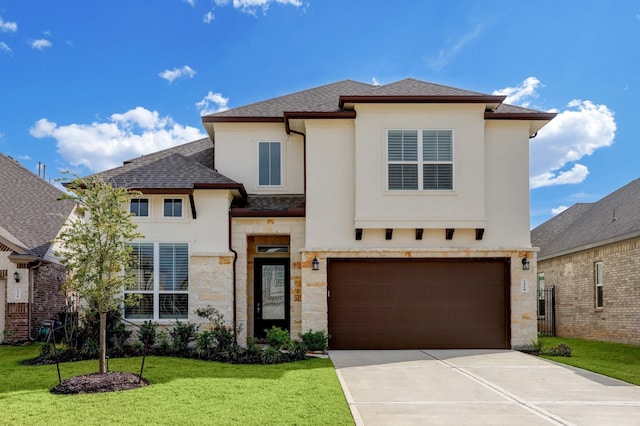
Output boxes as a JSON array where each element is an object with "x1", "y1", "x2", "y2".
[{"x1": 254, "y1": 258, "x2": 290, "y2": 339}]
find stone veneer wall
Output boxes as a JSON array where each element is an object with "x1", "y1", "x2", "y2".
[
  {"x1": 300, "y1": 248, "x2": 537, "y2": 350},
  {"x1": 538, "y1": 236, "x2": 640, "y2": 345},
  {"x1": 231, "y1": 218, "x2": 305, "y2": 345},
  {"x1": 190, "y1": 254, "x2": 234, "y2": 327}
]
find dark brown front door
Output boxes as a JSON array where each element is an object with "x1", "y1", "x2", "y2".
[
  {"x1": 254, "y1": 258, "x2": 290, "y2": 338},
  {"x1": 327, "y1": 258, "x2": 510, "y2": 349}
]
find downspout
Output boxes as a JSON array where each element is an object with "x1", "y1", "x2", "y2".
[
  {"x1": 228, "y1": 207, "x2": 238, "y2": 344},
  {"x1": 288, "y1": 128, "x2": 307, "y2": 201},
  {"x1": 28, "y1": 261, "x2": 43, "y2": 340}
]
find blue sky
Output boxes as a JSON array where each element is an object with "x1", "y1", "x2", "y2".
[{"x1": 0, "y1": 0, "x2": 637, "y2": 227}]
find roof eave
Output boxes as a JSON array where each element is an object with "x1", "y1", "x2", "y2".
[
  {"x1": 201, "y1": 116, "x2": 285, "y2": 124},
  {"x1": 538, "y1": 230, "x2": 640, "y2": 261},
  {"x1": 230, "y1": 207, "x2": 305, "y2": 217},
  {"x1": 339, "y1": 95, "x2": 506, "y2": 109}
]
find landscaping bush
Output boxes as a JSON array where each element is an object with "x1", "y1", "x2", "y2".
[
  {"x1": 300, "y1": 330, "x2": 329, "y2": 352},
  {"x1": 169, "y1": 320, "x2": 199, "y2": 356},
  {"x1": 137, "y1": 321, "x2": 158, "y2": 348},
  {"x1": 545, "y1": 343, "x2": 572, "y2": 357},
  {"x1": 265, "y1": 326, "x2": 290, "y2": 349}
]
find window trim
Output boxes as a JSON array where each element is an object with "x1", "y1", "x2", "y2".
[
  {"x1": 125, "y1": 242, "x2": 189, "y2": 321},
  {"x1": 386, "y1": 129, "x2": 454, "y2": 192},
  {"x1": 257, "y1": 141, "x2": 283, "y2": 187},
  {"x1": 162, "y1": 197, "x2": 184, "y2": 219},
  {"x1": 595, "y1": 261, "x2": 604, "y2": 309},
  {"x1": 130, "y1": 198, "x2": 150, "y2": 218}
]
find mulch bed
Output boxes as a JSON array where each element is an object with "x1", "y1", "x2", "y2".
[{"x1": 51, "y1": 371, "x2": 149, "y2": 395}]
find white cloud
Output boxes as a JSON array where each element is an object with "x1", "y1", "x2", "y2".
[
  {"x1": 551, "y1": 205, "x2": 569, "y2": 216},
  {"x1": 371, "y1": 77, "x2": 381, "y2": 86},
  {"x1": 158, "y1": 65, "x2": 197, "y2": 83},
  {"x1": 492, "y1": 78, "x2": 616, "y2": 190},
  {"x1": 203, "y1": 11, "x2": 215, "y2": 23},
  {"x1": 530, "y1": 100, "x2": 616, "y2": 189},
  {"x1": 492, "y1": 77, "x2": 542, "y2": 107},
  {"x1": 0, "y1": 16, "x2": 17, "y2": 32},
  {"x1": 30, "y1": 39, "x2": 52, "y2": 50},
  {"x1": 196, "y1": 91, "x2": 230, "y2": 115},
  {"x1": 232, "y1": 0, "x2": 302, "y2": 15},
  {"x1": 183, "y1": 0, "x2": 196, "y2": 6},
  {"x1": 0, "y1": 42, "x2": 11, "y2": 54},
  {"x1": 29, "y1": 107, "x2": 206, "y2": 172},
  {"x1": 429, "y1": 24, "x2": 483, "y2": 71}
]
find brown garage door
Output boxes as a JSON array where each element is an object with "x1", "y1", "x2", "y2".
[{"x1": 327, "y1": 258, "x2": 510, "y2": 349}]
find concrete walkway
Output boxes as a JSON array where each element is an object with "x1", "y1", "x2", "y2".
[{"x1": 330, "y1": 349, "x2": 640, "y2": 425}]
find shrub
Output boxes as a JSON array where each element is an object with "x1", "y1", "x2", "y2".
[
  {"x1": 265, "y1": 326, "x2": 290, "y2": 349},
  {"x1": 195, "y1": 306, "x2": 235, "y2": 351},
  {"x1": 300, "y1": 330, "x2": 329, "y2": 352},
  {"x1": 138, "y1": 321, "x2": 158, "y2": 348},
  {"x1": 545, "y1": 343, "x2": 572, "y2": 357},
  {"x1": 262, "y1": 346, "x2": 282, "y2": 364},
  {"x1": 169, "y1": 320, "x2": 199, "y2": 355},
  {"x1": 286, "y1": 340, "x2": 308, "y2": 361}
]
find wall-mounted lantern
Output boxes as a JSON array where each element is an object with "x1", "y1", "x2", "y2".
[
  {"x1": 312, "y1": 257, "x2": 320, "y2": 271},
  {"x1": 522, "y1": 257, "x2": 530, "y2": 271},
  {"x1": 13, "y1": 271, "x2": 20, "y2": 283}
]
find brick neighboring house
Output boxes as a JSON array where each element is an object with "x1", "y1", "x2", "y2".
[
  {"x1": 96, "y1": 78, "x2": 555, "y2": 349},
  {"x1": 0, "y1": 154, "x2": 76, "y2": 342},
  {"x1": 532, "y1": 178, "x2": 640, "y2": 345}
]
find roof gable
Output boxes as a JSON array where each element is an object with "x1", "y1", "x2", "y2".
[
  {"x1": 95, "y1": 138, "x2": 245, "y2": 196},
  {"x1": 0, "y1": 153, "x2": 76, "y2": 258},
  {"x1": 532, "y1": 178, "x2": 640, "y2": 258}
]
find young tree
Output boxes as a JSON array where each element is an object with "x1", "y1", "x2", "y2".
[{"x1": 56, "y1": 176, "x2": 143, "y2": 374}]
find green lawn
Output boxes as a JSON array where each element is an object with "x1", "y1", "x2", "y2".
[
  {"x1": 0, "y1": 344, "x2": 354, "y2": 426},
  {"x1": 540, "y1": 336, "x2": 640, "y2": 386}
]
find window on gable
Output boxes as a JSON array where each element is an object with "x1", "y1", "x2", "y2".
[
  {"x1": 130, "y1": 199, "x2": 149, "y2": 217},
  {"x1": 387, "y1": 129, "x2": 453, "y2": 191},
  {"x1": 258, "y1": 141, "x2": 282, "y2": 186},
  {"x1": 125, "y1": 242, "x2": 189, "y2": 320},
  {"x1": 595, "y1": 262, "x2": 604, "y2": 309},
  {"x1": 163, "y1": 198, "x2": 183, "y2": 218}
]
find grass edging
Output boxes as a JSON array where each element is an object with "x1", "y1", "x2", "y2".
[{"x1": 539, "y1": 336, "x2": 640, "y2": 386}]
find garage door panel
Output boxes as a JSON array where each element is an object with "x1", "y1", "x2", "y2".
[{"x1": 327, "y1": 258, "x2": 510, "y2": 349}]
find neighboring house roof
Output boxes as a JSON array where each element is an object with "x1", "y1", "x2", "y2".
[
  {"x1": 532, "y1": 178, "x2": 640, "y2": 259},
  {"x1": 96, "y1": 138, "x2": 246, "y2": 197},
  {"x1": 0, "y1": 153, "x2": 76, "y2": 259},
  {"x1": 202, "y1": 78, "x2": 556, "y2": 127}
]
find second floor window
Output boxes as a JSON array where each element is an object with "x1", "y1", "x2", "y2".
[
  {"x1": 130, "y1": 198, "x2": 149, "y2": 217},
  {"x1": 163, "y1": 198, "x2": 183, "y2": 218},
  {"x1": 387, "y1": 129, "x2": 453, "y2": 191},
  {"x1": 258, "y1": 141, "x2": 282, "y2": 186}
]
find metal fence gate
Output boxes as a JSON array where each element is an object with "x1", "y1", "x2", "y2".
[{"x1": 537, "y1": 286, "x2": 556, "y2": 336}]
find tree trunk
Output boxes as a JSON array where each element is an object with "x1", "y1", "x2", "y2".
[{"x1": 99, "y1": 311, "x2": 107, "y2": 374}]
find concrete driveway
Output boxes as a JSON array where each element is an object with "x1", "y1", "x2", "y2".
[{"x1": 330, "y1": 349, "x2": 640, "y2": 425}]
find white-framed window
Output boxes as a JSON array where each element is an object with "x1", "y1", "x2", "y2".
[
  {"x1": 125, "y1": 242, "x2": 189, "y2": 320},
  {"x1": 537, "y1": 273, "x2": 546, "y2": 317},
  {"x1": 595, "y1": 261, "x2": 604, "y2": 309},
  {"x1": 258, "y1": 141, "x2": 282, "y2": 186},
  {"x1": 163, "y1": 198, "x2": 183, "y2": 218},
  {"x1": 130, "y1": 198, "x2": 149, "y2": 217},
  {"x1": 387, "y1": 129, "x2": 453, "y2": 190}
]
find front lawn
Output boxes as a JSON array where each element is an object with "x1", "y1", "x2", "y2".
[
  {"x1": 0, "y1": 344, "x2": 353, "y2": 426},
  {"x1": 539, "y1": 336, "x2": 640, "y2": 386}
]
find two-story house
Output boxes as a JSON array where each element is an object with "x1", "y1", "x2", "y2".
[{"x1": 98, "y1": 78, "x2": 555, "y2": 349}]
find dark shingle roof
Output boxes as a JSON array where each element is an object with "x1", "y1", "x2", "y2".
[
  {"x1": 0, "y1": 153, "x2": 76, "y2": 258},
  {"x1": 203, "y1": 78, "x2": 552, "y2": 121},
  {"x1": 209, "y1": 80, "x2": 375, "y2": 117},
  {"x1": 532, "y1": 179, "x2": 640, "y2": 259},
  {"x1": 96, "y1": 138, "x2": 242, "y2": 193}
]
